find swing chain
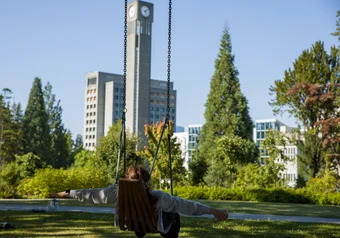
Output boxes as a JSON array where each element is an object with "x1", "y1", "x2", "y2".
[
  {"x1": 123, "y1": 0, "x2": 128, "y2": 174},
  {"x1": 123, "y1": 0, "x2": 127, "y2": 112},
  {"x1": 166, "y1": 0, "x2": 172, "y2": 120}
]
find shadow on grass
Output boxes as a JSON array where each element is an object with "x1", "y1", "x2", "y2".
[
  {"x1": 1, "y1": 211, "x2": 340, "y2": 238},
  {"x1": 197, "y1": 200, "x2": 340, "y2": 219}
]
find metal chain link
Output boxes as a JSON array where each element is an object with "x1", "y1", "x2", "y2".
[
  {"x1": 123, "y1": 0, "x2": 127, "y2": 112},
  {"x1": 166, "y1": 0, "x2": 172, "y2": 121},
  {"x1": 123, "y1": 0, "x2": 128, "y2": 174}
]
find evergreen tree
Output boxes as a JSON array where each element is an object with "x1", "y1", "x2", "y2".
[
  {"x1": 331, "y1": 10, "x2": 340, "y2": 42},
  {"x1": 74, "y1": 134, "x2": 83, "y2": 151},
  {"x1": 44, "y1": 82, "x2": 69, "y2": 168},
  {"x1": 23, "y1": 78, "x2": 50, "y2": 164},
  {"x1": 11, "y1": 102, "x2": 25, "y2": 156},
  {"x1": 0, "y1": 89, "x2": 24, "y2": 165},
  {"x1": 200, "y1": 26, "x2": 254, "y2": 162},
  {"x1": 0, "y1": 89, "x2": 14, "y2": 165}
]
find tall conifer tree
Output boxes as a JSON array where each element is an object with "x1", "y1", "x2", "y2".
[
  {"x1": 200, "y1": 27, "x2": 254, "y2": 161},
  {"x1": 44, "y1": 82, "x2": 69, "y2": 168},
  {"x1": 23, "y1": 78, "x2": 50, "y2": 164}
]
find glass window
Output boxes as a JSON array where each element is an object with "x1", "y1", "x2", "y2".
[
  {"x1": 115, "y1": 96, "x2": 119, "y2": 100},
  {"x1": 156, "y1": 107, "x2": 159, "y2": 111},
  {"x1": 261, "y1": 123, "x2": 265, "y2": 130},
  {"x1": 150, "y1": 114, "x2": 153, "y2": 118},
  {"x1": 150, "y1": 107, "x2": 153, "y2": 111},
  {"x1": 156, "y1": 115, "x2": 159, "y2": 119},
  {"x1": 256, "y1": 123, "x2": 261, "y2": 130},
  {"x1": 94, "y1": 104, "x2": 96, "y2": 108},
  {"x1": 88, "y1": 77, "x2": 96, "y2": 85},
  {"x1": 265, "y1": 122, "x2": 269, "y2": 129},
  {"x1": 93, "y1": 120, "x2": 96, "y2": 123},
  {"x1": 171, "y1": 109, "x2": 175, "y2": 113},
  {"x1": 261, "y1": 132, "x2": 264, "y2": 139},
  {"x1": 257, "y1": 132, "x2": 260, "y2": 139}
]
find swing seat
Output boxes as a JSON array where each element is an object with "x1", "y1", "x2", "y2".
[{"x1": 118, "y1": 179, "x2": 158, "y2": 234}]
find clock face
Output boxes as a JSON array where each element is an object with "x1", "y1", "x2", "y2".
[
  {"x1": 141, "y1": 5, "x2": 150, "y2": 17},
  {"x1": 129, "y1": 6, "x2": 136, "y2": 18}
]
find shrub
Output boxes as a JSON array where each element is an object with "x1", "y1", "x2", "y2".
[
  {"x1": 17, "y1": 167, "x2": 110, "y2": 198},
  {"x1": 172, "y1": 186, "x2": 339, "y2": 205}
]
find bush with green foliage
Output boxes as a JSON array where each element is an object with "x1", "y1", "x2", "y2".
[
  {"x1": 17, "y1": 167, "x2": 110, "y2": 198},
  {"x1": 0, "y1": 153, "x2": 43, "y2": 198},
  {"x1": 171, "y1": 186, "x2": 340, "y2": 205}
]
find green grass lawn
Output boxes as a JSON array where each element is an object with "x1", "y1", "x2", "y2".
[
  {"x1": 0, "y1": 210, "x2": 339, "y2": 238},
  {"x1": 1, "y1": 198, "x2": 340, "y2": 219}
]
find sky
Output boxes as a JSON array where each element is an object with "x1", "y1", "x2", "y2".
[{"x1": 1, "y1": 0, "x2": 339, "y2": 138}]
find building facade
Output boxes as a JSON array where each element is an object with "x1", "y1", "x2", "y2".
[
  {"x1": 253, "y1": 119, "x2": 299, "y2": 187},
  {"x1": 83, "y1": 0, "x2": 177, "y2": 149},
  {"x1": 173, "y1": 124, "x2": 202, "y2": 170},
  {"x1": 84, "y1": 72, "x2": 177, "y2": 149}
]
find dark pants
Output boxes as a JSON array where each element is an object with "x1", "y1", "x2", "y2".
[{"x1": 135, "y1": 212, "x2": 180, "y2": 238}]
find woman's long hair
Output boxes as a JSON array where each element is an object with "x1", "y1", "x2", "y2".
[{"x1": 124, "y1": 165, "x2": 158, "y2": 209}]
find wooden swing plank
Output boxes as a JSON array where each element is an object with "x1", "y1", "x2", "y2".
[
  {"x1": 127, "y1": 181, "x2": 140, "y2": 232},
  {"x1": 118, "y1": 179, "x2": 125, "y2": 231},
  {"x1": 135, "y1": 183, "x2": 157, "y2": 233},
  {"x1": 122, "y1": 180, "x2": 132, "y2": 230},
  {"x1": 119, "y1": 179, "x2": 158, "y2": 233},
  {"x1": 131, "y1": 181, "x2": 148, "y2": 233}
]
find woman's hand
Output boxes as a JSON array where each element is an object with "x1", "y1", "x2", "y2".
[
  {"x1": 210, "y1": 208, "x2": 229, "y2": 221},
  {"x1": 48, "y1": 191, "x2": 68, "y2": 198}
]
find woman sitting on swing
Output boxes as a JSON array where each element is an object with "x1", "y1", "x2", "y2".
[{"x1": 50, "y1": 165, "x2": 229, "y2": 238}]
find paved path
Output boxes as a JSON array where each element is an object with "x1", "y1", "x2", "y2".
[{"x1": 0, "y1": 203, "x2": 339, "y2": 224}]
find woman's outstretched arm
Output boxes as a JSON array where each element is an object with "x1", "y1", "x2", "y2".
[{"x1": 50, "y1": 184, "x2": 118, "y2": 205}]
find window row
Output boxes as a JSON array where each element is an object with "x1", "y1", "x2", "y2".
[
  {"x1": 189, "y1": 135, "x2": 199, "y2": 142},
  {"x1": 282, "y1": 173, "x2": 296, "y2": 182},
  {"x1": 256, "y1": 122, "x2": 279, "y2": 131},
  {"x1": 284, "y1": 147, "x2": 296, "y2": 155},
  {"x1": 150, "y1": 93, "x2": 176, "y2": 99},
  {"x1": 150, "y1": 114, "x2": 175, "y2": 120},
  {"x1": 115, "y1": 87, "x2": 125, "y2": 93},
  {"x1": 150, "y1": 100, "x2": 175, "y2": 107},
  {"x1": 85, "y1": 143, "x2": 95, "y2": 147},
  {"x1": 150, "y1": 107, "x2": 175, "y2": 113},
  {"x1": 189, "y1": 127, "x2": 201, "y2": 135},
  {"x1": 86, "y1": 120, "x2": 96, "y2": 125},
  {"x1": 87, "y1": 97, "x2": 97, "y2": 102},
  {"x1": 87, "y1": 89, "x2": 97, "y2": 95},
  {"x1": 86, "y1": 104, "x2": 97, "y2": 109},
  {"x1": 257, "y1": 131, "x2": 265, "y2": 139},
  {"x1": 85, "y1": 135, "x2": 96, "y2": 140},
  {"x1": 86, "y1": 112, "x2": 96, "y2": 117},
  {"x1": 85, "y1": 127, "x2": 96, "y2": 132},
  {"x1": 115, "y1": 103, "x2": 124, "y2": 108},
  {"x1": 115, "y1": 96, "x2": 124, "y2": 100}
]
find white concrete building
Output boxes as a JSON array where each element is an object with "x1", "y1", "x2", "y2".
[
  {"x1": 253, "y1": 119, "x2": 299, "y2": 187},
  {"x1": 173, "y1": 124, "x2": 202, "y2": 170}
]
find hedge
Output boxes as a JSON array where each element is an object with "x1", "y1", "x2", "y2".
[{"x1": 172, "y1": 186, "x2": 340, "y2": 206}]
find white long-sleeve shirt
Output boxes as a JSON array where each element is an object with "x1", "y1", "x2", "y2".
[{"x1": 69, "y1": 184, "x2": 211, "y2": 233}]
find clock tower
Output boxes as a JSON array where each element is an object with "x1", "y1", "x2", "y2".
[{"x1": 126, "y1": 0, "x2": 154, "y2": 138}]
